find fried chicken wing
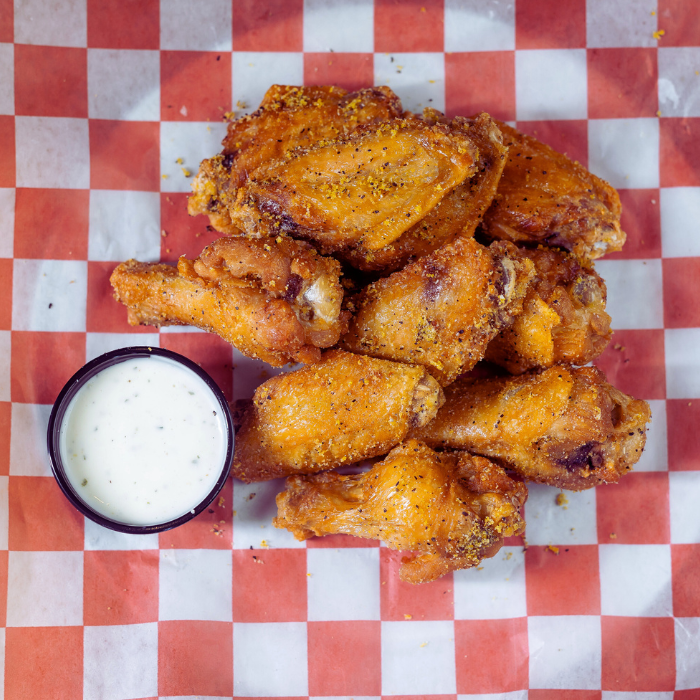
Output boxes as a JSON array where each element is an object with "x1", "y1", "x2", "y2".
[
  {"x1": 274, "y1": 439, "x2": 527, "y2": 583},
  {"x1": 485, "y1": 246, "x2": 612, "y2": 373},
  {"x1": 188, "y1": 85, "x2": 402, "y2": 234},
  {"x1": 230, "y1": 116, "x2": 480, "y2": 254},
  {"x1": 232, "y1": 349, "x2": 444, "y2": 482},
  {"x1": 411, "y1": 365, "x2": 651, "y2": 490},
  {"x1": 340, "y1": 111, "x2": 509, "y2": 272},
  {"x1": 110, "y1": 236, "x2": 348, "y2": 366},
  {"x1": 341, "y1": 237, "x2": 535, "y2": 386},
  {"x1": 481, "y1": 123, "x2": 625, "y2": 261}
]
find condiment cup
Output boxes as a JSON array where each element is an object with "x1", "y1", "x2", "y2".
[{"x1": 47, "y1": 346, "x2": 234, "y2": 534}]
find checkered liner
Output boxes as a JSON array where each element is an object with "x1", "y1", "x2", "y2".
[{"x1": 1, "y1": 0, "x2": 699, "y2": 697}]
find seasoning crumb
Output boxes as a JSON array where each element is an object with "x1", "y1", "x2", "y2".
[
  {"x1": 307, "y1": 573, "x2": 312, "y2": 577},
  {"x1": 555, "y1": 493, "x2": 569, "y2": 506},
  {"x1": 404, "y1": 613, "x2": 412, "y2": 619},
  {"x1": 218, "y1": 496, "x2": 225, "y2": 507},
  {"x1": 610, "y1": 532, "x2": 617, "y2": 539},
  {"x1": 420, "y1": 642, "x2": 428, "y2": 648},
  {"x1": 81, "y1": 478, "x2": 88, "y2": 487},
  {"x1": 653, "y1": 29, "x2": 665, "y2": 39},
  {"x1": 547, "y1": 545, "x2": 560, "y2": 555},
  {"x1": 181, "y1": 168, "x2": 191, "y2": 177},
  {"x1": 260, "y1": 539, "x2": 269, "y2": 548}
]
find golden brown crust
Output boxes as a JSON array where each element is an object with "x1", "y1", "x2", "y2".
[
  {"x1": 485, "y1": 246, "x2": 612, "y2": 373},
  {"x1": 411, "y1": 365, "x2": 651, "y2": 490},
  {"x1": 110, "y1": 236, "x2": 348, "y2": 366},
  {"x1": 481, "y1": 122, "x2": 625, "y2": 261},
  {"x1": 188, "y1": 85, "x2": 403, "y2": 233},
  {"x1": 232, "y1": 350, "x2": 445, "y2": 482},
  {"x1": 274, "y1": 439, "x2": 527, "y2": 583},
  {"x1": 341, "y1": 237, "x2": 535, "y2": 386}
]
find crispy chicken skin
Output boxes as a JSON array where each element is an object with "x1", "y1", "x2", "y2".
[
  {"x1": 232, "y1": 350, "x2": 445, "y2": 482},
  {"x1": 230, "y1": 116, "x2": 480, "y2": 254},
  {"x1": 188, "y1": 85, "x2": 402, "y2": 234},
  {"x1": 274, "y1": 439, "x2": 527, "y2": 584},
  {"x1": 485, "y1": 246, "x2": 612, "y2": 373},
  {"x1": 340, "y1": 111, "x2": 509, "y2": 272},
  {"x1": 411, "y1": 365, "x2": 651, "y2": 491},
  {"x1": 481, "y1": 123, "x2": 625, "y2": 261},
  {"x1": 341, "y1": 237, "x2": 535, "y2": 386},
  {"x1": 110, "y1": 236, "x2": 348, "y2": 366}
]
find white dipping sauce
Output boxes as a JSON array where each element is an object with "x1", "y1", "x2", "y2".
[{"x1": 59, "y1": 356, "x2": 228, "y2": 526}]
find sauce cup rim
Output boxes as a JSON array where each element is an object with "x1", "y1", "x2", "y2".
[{"x1": 47, "y1": 346, "x2": 234, "y2": 535}]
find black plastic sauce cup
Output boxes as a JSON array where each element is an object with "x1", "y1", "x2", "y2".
[{"x1": 47, "y1": 346, "x2": 234, "y2": 535}]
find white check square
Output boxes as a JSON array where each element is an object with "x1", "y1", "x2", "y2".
[
  {"x1": 599, "y1": 544, "x2": 672, "y2": 617},
  {"x1": 232, "y1": 53, "x2": 304, "y2": 116},
  {"x1": 307, "y1": 548, "x2": 380, "y2": 621},
  {"x1": 454, "y1": 546, "x2": 526, "y2": 619},
  {"x1": 0, "y1": 331, "x2": 8, "y2": 402},
  {"x1": 7, "y1": 551, "x2": 83, "y2": 627},
  {"x1": 586, "y1": 0, "x2": 657, "y2": 48},
  {"x1": 14, "y1": 0, "x2": 87, "y2": 47},
  {"x1": 660, "y1": 187, "x2": 700, "y2": 258},
  {"x1": 665, "y1": 329, "x2": 700, "y2": 400},
  {"x1": 374, "y1": 53, "x2": 445, "y2": 114},
  {"x1": 659, "y1": 48, "x2": 700, "y2": 119},
  {"x1": 304, "y1": 0, "x2": 373, "y2": 52},
  {"x1": 670, "y1": 472, "x2": 700, "y2": 544},
  {"x1": 602, "y1": 694, "x2": 673, "y2": 700},
  {"x1": 675, "y1": 617, "x2": 700, "y2": 690},
  {"x1": 523, "y1": 483, "x2": 598, "y2": 546},
  {"x1": 88, "y1": 49, "x2": 160, "y2": 121},
  {"x1": 516, "y1": 49, "x2": 587, "y2": 121},
  {"x1": 444, "y1": 0, "x2": 515, "y2": 52},
  {"x1": 234, "y1": 622, "x2": 308, "y2": 696},
  {"x1": 88, "y1": 190, "x2": 161, "y2": 262},
  {"x1": 0, "y1": 187, "x2": 15, "y2": 257},
  {"x1": 381, "y1": 620, "x2": 456, "y2": 695},
  {"x1": 0, "y1": 476, "x2": 8, "y2": 550},
  {"x1": 12, "y1": 258, "x2": 87, "y2": 332},
  {"x1": 588, "y1": 118, "x2": 659, "y2": 189},
  {"x1": 528, "y1": 616, "x2": 602, "y2": 689},
  {"x1": 83, "y1": 623, "x2": 158, "y2": 700},
  {"x1": 0, "y1": 43, "x2": 13, "y2": 115},
  {"x1": 86, "y1": 333, "x2": 160, "y2": 364},
  {"x1": 9, "y1": 404, "x2": 53, "y2": 477},
  {"x1": 633, "y1": 400, "x2": 667, "y2": 472},
  {"x1": 159, "y1": 549, "x2": 232, "y2": 621},
  {"x1": 15, "y1": 117, "x2": 90, "y2": 189},
  {"x1": 594, "y1": 259, "x2": 663, "y2": 330},
  {"x1": 458, "y1": 694, "x2": 527, "y2": 700},
  {"x1": 160, "y1": 0, "x2": 232, "y2": 51},
  {"x1": 84, "y1": 518, "x2": 159, "y2": 550}
]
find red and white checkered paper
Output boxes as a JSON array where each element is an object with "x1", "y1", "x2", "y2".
[{"x1": 1, "y1": 0, "x2": 699, "y2": 697}]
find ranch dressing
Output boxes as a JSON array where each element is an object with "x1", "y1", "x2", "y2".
[{"x1": 59, "y1": 356, "x2": 228, "y2": 526}]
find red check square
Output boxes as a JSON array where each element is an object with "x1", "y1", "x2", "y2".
[
  {"x1": 5, "y1": 627, "x2": 83, "y2": 700},
  {"x1": 308, "y1": 621, "x2": 381, "y2": 696},
  {"x1": 160, "y1": 333, "x2": 234, "y2": 401},
  {"x1": 588, "y1": 48, "x2": 659, "y2": 119},
  {"x1": 604, "y1": 189, "x2": 661, "y2": 260},
  {"x1": 672, "y1": 544, "x2": 700, "y2": 617},
  {"x1": 232, "y1": 547, "x2": 306, "y2": 622},
  {"x1": 593, "y1": 329, "x2": 666, "y2": 401},
  {"x1": 14, "y1": 45, "x2": 87, "y2": 119},
  {"x1": 660, "y1": 117, "x2": 700, "y2": 188},
  {"x1": 0, "y1": 402, "x2": 9, "y2": 475},
  {"x1": 14, "y1": 189, "x2": 89, "y2": 260},
  {"x1": 161, "y1": 51, "x2": 231, "y2": 122},
  {"x1": 89, "y1": 120, "x2": 160, "y2": 192},
  {"x1": 516, "y1": 0, "x2": 585, "y2": 49},
  {"x1": 0, "y1": 259, "x2": 11, "y2": 330},
  {"x1": 161, "y1": 193, "x2": 220, "y2": 264},
  {"x1": 374, "y1": 0, "x2": 444, "y2": 53},
  {"x1": 675, "y1": 691, "x2": 700, "y2": 700},
  {"x1": 87, "y1": 0, "x2": 159, "y2": 49},
  {"x1": 658, "y1": 0, "x2": 697, "y2": 46},
  {"x1": 9, "y1": 477, "x2": 84, "y2": 551},
  {"x1": 445, "y1": 52, "x2": 515, "y2": 122},
  {"x1": 232, "y1": 0, "x2": 303, "y2": 51},
  {"x1": 602, "y1": 616, "x2": 676, "y2": 691},
  {"x1": 304, "y1": 53, "x2": 374, "y2": 93},
  {"x1": 380, "y1": 548, "x2": 454, "y2": 621},
  {"x1": 526, "y1": 545, "x2": 601, "y2": 616},
  {"x1": 84, "y1": 550, "x2": 159, "y2": 625},
  {"x1": 159, "y1": 477, "x2": 232, "y2": 549},
  {"x1": 0, "y1": 551, "x2": 7, "y2": 626},
  {"x1": 11, "y1": 331, "x2": 86, "y2": 405},
  {"x1": 663, "y1": 258, "x2": 700, "y2": 328},
  {"x1": 0, "y1": 0, "x2": 11, "y2": 42},
  {"x1": 87, "y1": 260, "x2": 154, "y2": 334},
  {"x1": 529, "y1": 693, "x2": 602, "y2": 700},
  {"x1": 515, "y1": 119, "x2": 588, "y2": 168},
  {"x1": 158, "y1": 620, "x2": 233, "y2": 698},
  {"x1": 596, "y1": 472, "x2": 670, "y2": 545},
  {"x1": 455, "y1": 618, "x2": 528, "y2": 693},
  {"x1": 0, "y1": 115, "x2": 15, "y2": 188},
  {"x1": 667, "y1": 399, "x2": 700, "y2": 471}
]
